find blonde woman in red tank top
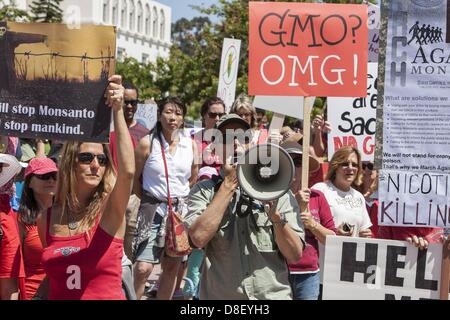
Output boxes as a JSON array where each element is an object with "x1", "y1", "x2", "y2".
[{"x1": 35, "y1": 76, "x2": 135, "y2": 300}]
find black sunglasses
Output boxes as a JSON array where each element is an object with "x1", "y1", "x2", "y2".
[
  {"x1": 77, "y1": 152, "x2": 108, "y2": 166},
  {"x1": 124, "y1": 99, "x2": 138, "y2": 107},
  {"x1": 362, "y1": 162, "x2": 374, "y2": 170},
  {"x1": 207, "y1": 112, "x2": 225, "y2": 119},
  {"x1": 35, "y1": 172, "x2": 57, "y2": 181},
  {"x1": 340, "y1": 161, "x2": 359, "y2": 168}
]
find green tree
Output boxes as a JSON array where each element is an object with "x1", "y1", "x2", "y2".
[
  {"x1": 0, "y1": 0, "x2": 30, "y2": 22},
  {"x1": 29, "y1": 0, "x2": 63, "y2": 23}
]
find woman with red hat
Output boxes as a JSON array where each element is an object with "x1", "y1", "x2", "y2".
[{"x1": 17, "y1": 157, "x2": 57, "y2": 299}]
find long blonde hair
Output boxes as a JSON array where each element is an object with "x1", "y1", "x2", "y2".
[
  {"x1": 326, "y1": 146, "x2": 362, "y2": 189},
  {"x1": 55, "y1": 141, "x2": 116, "y2": 231}
]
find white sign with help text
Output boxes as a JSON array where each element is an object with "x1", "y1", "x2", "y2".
[{"x1": 323, "y1": 236, "x2": 444, "y2": 300}]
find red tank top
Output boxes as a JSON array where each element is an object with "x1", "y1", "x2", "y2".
[
  {"x1": 20, "y1": 223, "x2": 46, "y2": 300},
  {"x1": 41, "y1": 208, "x2": 125, "y2": 300}
]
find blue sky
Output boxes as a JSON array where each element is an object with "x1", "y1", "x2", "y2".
[{"x1": 157, "y1": 0, "x2": 219, "y2": 22}]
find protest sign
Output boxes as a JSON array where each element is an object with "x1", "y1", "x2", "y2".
[
  {"x1": 134, "y1": 103, "x2": 157, "y2": 131},
  {"x1": 0, "y1": 22, "x2": 116, "y2": 142},
  {"x1": 378, "y1": 0, "x2": 450, "y2": 227},
  {"x1": 217, "y1": 38, "x2": 241, "y2": 113},
  {"x1": 248, "y1": 2, "x2": 368, "y2": 97},
  {"x1": 323, "y1": 236, "x2": 444, "y2": 300},
  {"x1": 368, "y1": 4, "x2": 380, "y2": 62},
  {"x1": 327, "y1": 62, "x2": 377, "y2": 162}
]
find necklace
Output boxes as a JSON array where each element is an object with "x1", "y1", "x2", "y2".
[{"x1": 67, "y1": 210, "x2": 80, "y2": 231}]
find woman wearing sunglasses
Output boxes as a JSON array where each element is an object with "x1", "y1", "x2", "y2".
[
  {"x1": 17, "y1": 157, "x2": 57, "y2": 300},
  {"x1": 133, "y1": 96, "x2": 199, "y2": 300},
  {"x1": 312, "y1": 146, "x2": 372, "y2": 238},
  {"x1": 281, "y1": 141, "x2": 336, "y2": 300},
  {"x1": 36, "y1": 75, "x2": 134, "y2": 300},
  {"x1": 193, "y1": 96, "x2": 226, "y2": 173}
]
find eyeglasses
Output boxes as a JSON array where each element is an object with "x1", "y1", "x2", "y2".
[
  {"x1": 124, "y1": 100, "x2": 138, "y2": 107},
  {"x1": 77, "y1": 152, "x2": 108, "y2": 166},
  {"x1": 207, "y1": 112, "x2": 225, "y2": 119},
  {"x1": 35, "y1": 172, "x2": 57, "y2": 181},
  {"x1": 292, "y1": 157, "x2": 302, "y2": 167},
  {"x1": 340, "y1": 161, "x2": 359, "y2": 169},
  {"x1": 362, "y1": 162, "x2": 374, "y2": 171}
]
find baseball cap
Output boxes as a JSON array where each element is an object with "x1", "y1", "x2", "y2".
[
  {"x1": 215, "y1": 114, "x2": 250, "y2": 132},
  {"x1": 280, "y1": 141, "x2": 320, "y2": 173},
  {"x1": 24, "y1": 157, "x2": 58, "y2": 179},
  {"x1": 0, "y1": 154, "x2": 22, "y2": 188}
]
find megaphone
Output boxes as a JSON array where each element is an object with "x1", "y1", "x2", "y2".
[{"x1": 236, "y1": 143, "x2": 294, "y2": 201}]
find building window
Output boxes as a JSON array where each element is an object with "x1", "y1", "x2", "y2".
[
  {"x1": 145, "y1": 4, "x2": 151, "y2": 35},
  {"x1": 103, "y1": 0, "x2": 110, "y2": 23},
  {"x1": 142, "y1": 53, "x2": 149, "y2": 64},
  {"x1": 159, "y1": 10, "x2": 165, "y2": 40},
  {"x1": 112, "y1": 0, "x2": 119, "y2": 25},
  {"x1": 121, "y1": 0, "x2": 127, "y2": 28},
  {"x1": 152, "y1": 7, "x2": 158, "y2": 38},
  {"x1": 129, "y1": 0, "x2": 135, "y2": 31},
  {"x1": 137, "y1": 2, "x2": 143, "y2": 33}
]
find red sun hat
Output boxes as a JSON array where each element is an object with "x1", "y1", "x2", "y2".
[{"x1": 24, "y1": 157, "x2": 58, "y2": 179}]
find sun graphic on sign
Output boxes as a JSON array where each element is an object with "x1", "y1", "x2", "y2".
[{"x1": 222, "y1": 44, "x2": 238, "y2": 85}]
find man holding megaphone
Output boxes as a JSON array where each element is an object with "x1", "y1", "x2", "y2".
[{"x1": 185, "y1": 114, "x2": 305, "y2": 300}]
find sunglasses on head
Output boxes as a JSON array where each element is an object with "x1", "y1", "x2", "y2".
[
  {"x1": 207, "y1": 112, "x2": 225, "y2": 119},
  {"x1": 362, "y1": 162, "x2": 374, "y2": 170},
  {"x1": 340, "y1": 161, "x2": 358, "y2": 169},
  {"x1": 77, "y1": 152, "x2": 108, "y2": 166},
  {"x1": 35, "y1": 172, "x2": 57, "y2": 181},
  {"x1": 124, "y1": 99, "x2": 138, "y2": 107}
]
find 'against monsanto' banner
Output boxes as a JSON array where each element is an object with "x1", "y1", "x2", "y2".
[
  {"x1": 0, "y1": 22, "x2": 116, "y2": 142},
  {"x1": 248, "y1": 2, "x2": 368, "y2": 97},
  {"x1": 378, "y1": 0, "x2": 450, "y2": 228}
]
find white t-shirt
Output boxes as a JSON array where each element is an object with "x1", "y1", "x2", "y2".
[
  {"x1": 312, "y1": 181, "x2": 372, "y2": 236},
  {"x1": 142, "y1": 130, "x2": 193, "y2": 200}
]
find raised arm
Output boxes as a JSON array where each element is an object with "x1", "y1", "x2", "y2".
[{"x1": 102, "y1": 75, "x2": 135, "y2": 238}]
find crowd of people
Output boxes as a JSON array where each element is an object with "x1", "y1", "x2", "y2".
[{"x1": 0, "y1": 75, "x2": 446, "y2": 300}]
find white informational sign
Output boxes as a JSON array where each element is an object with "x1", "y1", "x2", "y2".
[
  {"x1": 368, "y1": 4, "x2": 380, "y2": 62},
  {"x1": 135, "y1": 103, "x2": 157, "y2": 131},
  {"x1": 253, "y1": 96, "x2": 304, "y2": 119},
  {"x1": 323, "y1": 236, "x2": 444, "y2": 300},
  {"x1": 327, "y1": 63, "x2": 378, "y2": 162},
  {"x1": 217, "y1": 38, "x2": 241, "y2": 113},
  {"x1": 380, "y1": 1, "x2": 450, "y2": 228}
]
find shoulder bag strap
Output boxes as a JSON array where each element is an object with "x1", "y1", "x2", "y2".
[{"x1": 159, "y1": 135, "x2": 173, "y2": 212}]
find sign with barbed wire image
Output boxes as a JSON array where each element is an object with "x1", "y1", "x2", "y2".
[{"x1": 0, "y1": 22, "x2": 116, "y2": 142}]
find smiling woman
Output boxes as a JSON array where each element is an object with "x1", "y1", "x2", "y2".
[
  {"x1": 35, "y1": 75, "x2": 135, "y2": 300},
  {"x1": 312, "y1": 146, "x2": 372, "y2": 238}
]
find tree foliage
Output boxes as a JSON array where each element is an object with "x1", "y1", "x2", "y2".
[
  {"x1": 0, "y1": 0, "x2": 30, "y2": 22},
  {"x1": 29, "y1": 0, "x2": 63, "y2": 23},
  {"x1": 118, "y1": 0, "x2": 377, "y2": 121}
]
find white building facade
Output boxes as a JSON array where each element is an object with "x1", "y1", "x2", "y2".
[{"x1": 6, "y1": 0, "x2": 172, "y2": 63}]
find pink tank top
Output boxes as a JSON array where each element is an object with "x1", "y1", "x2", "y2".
[{"x1": 41, "y1": 208, "x2": 125, "y2": 300}]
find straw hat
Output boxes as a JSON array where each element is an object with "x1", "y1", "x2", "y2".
[{"x1": 0, "y1": 154, "x2": 21, "y2": 188}]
